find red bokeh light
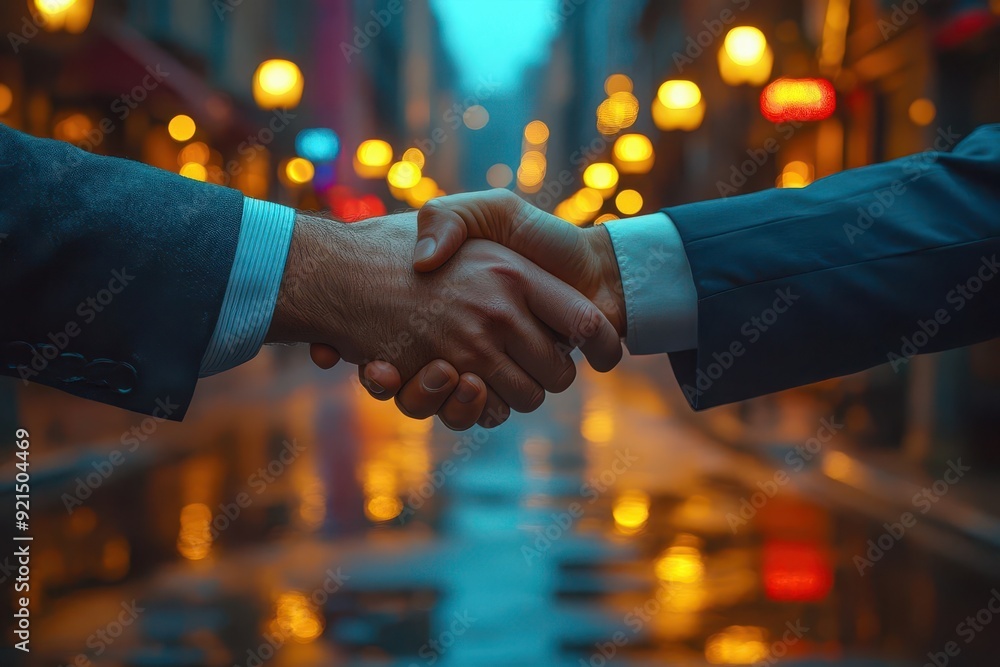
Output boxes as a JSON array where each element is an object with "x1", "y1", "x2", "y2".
[
  {"x1": 763, "y1": 540, "x2": 833, "y2": 602},
  {"x1": 760, "y1": 78, "x2": 836, "y2": 123}
]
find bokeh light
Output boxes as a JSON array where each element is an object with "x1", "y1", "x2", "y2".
[
  {"x1": 463, "y1": 105, "x2": 490, "y2": 130},
  {"x1": 524, "y1": 120, "x2": 550, "y2": 145},
  {"x1": 604, "y1": 73, "x2": 633, "y2": 95},
  {"x1": 0, "y1": 84, "x2": 12, "y2": 115},
  {"x1": 179, "y1": 162, "x2": 208, "y2": 182},
  {"x1": 724, "y1": 27, "x2": 767, "y2": 66},
  {"x1": 387, "y1": 160, "x2": 422, "y2": 189},
  {"x1": 616, "y1": 189, "x2": 643, "y2": 215},
  {"x1": 253, "y1": 59, "x2": 304, "y2": 109},
  {"x1": 402, "y1": 147, "x2": 426, "y2": 169},
  {"x1": 486, "y1": 163, "x2": 513, "y2": 188},
  {"x1": 167, "y1": 114, "x2": 196, "y2": 142},
  {"x1": 908, "y1": 98, "x2": 936, "y2": 126},
  {"x1": 285, "y1": 157, "x2": 315, "y2": 185}
]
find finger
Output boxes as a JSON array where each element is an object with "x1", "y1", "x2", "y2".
[
  {"x1": 309, "y1": 343, "x2": 341, "y2": 369},
  {"x1": 482, "y1": 355, "x2": 546, "y2": 414},
  {"x1": 393, "y1": 360, "x2": 460, "y2": 419},
  {"x1": 438, "y1": 373, "x2": 488, "y2": 431},
  {"x1": 505, "y1": 317, "x2": 577, "y2": 394},
  {"x1": 522, "y1": 268, "x2": 623, "y2": 373},
  {"x1": 477, "y1": 387, "x2": 511, "y2": 428},
  {"x1": 359, "y1": 361, "x2": 402, "y2": 401}
]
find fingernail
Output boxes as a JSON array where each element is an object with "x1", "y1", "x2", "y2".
[
  {"x1": 455, "y1": 380, "x2": 480, "y2": 404},
  {"x1": 414, "y1": 237, "x2": 437, "y2": 264},
  {"x1": 365, "y1": 376, "x2": 385, "y2": 395},
  {"x1": 421, "y1": 364, "x2": 450, "y2": 391}
]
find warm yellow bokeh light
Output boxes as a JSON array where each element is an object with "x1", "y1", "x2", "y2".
[
  {"x1": 387, "y1": 160, "x2": 422, "y2": 189},
  {"x1": 285, "y1": 157, "x2": 315, "y2": 185},
  {"x1": 778, "y1": 160, "x2": 813, "y2": 189},
  {"x1": 53, "y1": 113, "x2": 92, "y2": 143},
  {"x1": 179, "y1": 162, "x2": 208, "y2": 182},
  {"x1": 614, "y1": 134, "x2": 653, "y2": 163},
  {"x1": 406, "y1": 177, "x2": 439, "y2": 207},
  {"x1": 0, "y1": 84, "x2": 13, "y2": 115},
  {"x1": 908, "y1": 98, "x2": 936, "y2": 126},
  {"x1": 658, "y1": 80, "x2": 702, "y2": 109},
  {"x1": 357, "y1": 139, "x2": 393, "y2": 167},
  {"x1": 724, "y1": 27, "x2": 767, "y2": 66},
  {"x1": 178, "y1": 141, "x2": 210, "y2": 166},
  {"x1": 402, "y1": 147, "x2": 425, "y2": 169},
  {"x1": 486, "y1": 163, "x2": 513, "y2": 188},
  {"x1": 573, "y1": 188, "x2": 604, "y2": 215},
  {"x1": 655, "y1": 543, "x2": 704, "y2": 584},
  {"x1": 583, "y1": 163, "x2": 619, "y2": 193},
  {"x1": 705, "y1": 626, "x2": 769, "y2": 665},
  {"x1": 176, "y1": 503, "x2": 213, "y2": 560},
  {"x1": 524, "y1": 120, "x2": 550, "y2": 145},
  {"x1": 34, "y1": 0, "x2": 93, "y2": 33},
  {"x1": 616, "y1": 189, "x2": 644, "y2": 215},
  {"x1": 612, "y1": 490, "x2": 650, "y2": 534},
  {"x1": 253, "y1": 59, "x2": 303, "y2": 109},
  {"x1": 168, "y1": 114, "x2": 196, "y2": 142},
  {"x1": 272, "y1": 592, "x2": 325, "y2": 643},
  {"x1": 604, "y1": 73, "x2": 633, "y2": 95},
  {"x1": 365, "y1": 495, "x2": 403, "y2": 522},
  {"x1": 594, "y1": 213, "x2": 619, "y2": 224}
]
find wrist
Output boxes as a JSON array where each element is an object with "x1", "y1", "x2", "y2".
[
  {"x1": 584, "y1": 224, "x2": 627, "y2": 338},
  {"x1": 266, "y1": 213, "x2": 353, "y2": 345}
]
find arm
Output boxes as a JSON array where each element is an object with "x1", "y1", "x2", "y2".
[
  {"x1": 0, "y1": 124, "x2": 243, "y2": 420},
  {"x1": 405, "y1": 124, "x2": 1000, "y2": 410}
]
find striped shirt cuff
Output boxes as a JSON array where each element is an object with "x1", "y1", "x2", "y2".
[{"x1": 198, "y1": 198, "x2": 297, "y2": 376}]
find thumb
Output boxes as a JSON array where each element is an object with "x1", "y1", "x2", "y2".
[{"x1": 413, "y1": 199, "x2": 470, "y2": 272}]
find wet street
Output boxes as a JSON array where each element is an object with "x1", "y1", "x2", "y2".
[{"x1": 22, "y1": 351, "x2": 1000, "y2": 666}]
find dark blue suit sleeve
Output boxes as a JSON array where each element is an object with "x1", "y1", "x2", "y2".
[
  {"x1": 0, "y1": 124, "x2": 244, "y2": 420},
  {"x1": 665, "y1": 124, "x2": 1000, "y2": 410}
]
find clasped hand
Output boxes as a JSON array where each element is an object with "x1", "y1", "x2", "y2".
[{"x1": 269, "y1": 190, "x2": 626, "y2": 430}]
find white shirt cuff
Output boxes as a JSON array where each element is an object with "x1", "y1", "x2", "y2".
[{"x1": 602, "y1": 212, "x2": 698, "y2": 354}]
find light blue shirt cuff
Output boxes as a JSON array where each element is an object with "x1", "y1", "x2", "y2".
[
  {"x1": 602, "y1": 212, "x2": 698, "y2": 355},
  {"x1": 198, "y1": 198, "x2": 297, "y2": 377}
]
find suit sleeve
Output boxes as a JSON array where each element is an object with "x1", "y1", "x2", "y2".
[
  {"x1": 0, "y1": 124, "x2": 244, "y2": 421},
  {"x1": 664, "y1": 124, "x2": 1000, "y2": 410}
]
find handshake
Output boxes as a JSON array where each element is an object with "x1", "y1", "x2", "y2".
[{"x1": 265, "y1": 189, "x2": 627, "y2": 430}]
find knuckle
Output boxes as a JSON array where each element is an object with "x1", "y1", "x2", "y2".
[
  {"x1": 551, "y1": 361, "x2": 577, "y2": 393},
  {"x1": 570, "y1": 300, "x2": 604, "y2": 343}
]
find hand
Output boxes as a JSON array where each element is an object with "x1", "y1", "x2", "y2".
[
  {"x1": 272, "y1": 211, "x2": 622, "y2": 425},
  {"x1": 414, "y1": 189, "x2": 626, "y2": 334}
]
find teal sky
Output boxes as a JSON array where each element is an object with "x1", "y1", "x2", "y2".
[{"x1": 430, "y1": 0, "x2": 559, "y2": 91}]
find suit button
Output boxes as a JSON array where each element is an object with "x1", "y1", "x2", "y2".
[{"x1": 109, "y1": 362, "x2": 138, "y2": 394}]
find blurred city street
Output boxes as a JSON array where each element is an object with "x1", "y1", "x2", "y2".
[
  {"x1": 1, "y1": 0, "x2": 1000, "y2": 665},
  {"x1": 10, "y1": 349, "x2": 1000, "y2": 666}
]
